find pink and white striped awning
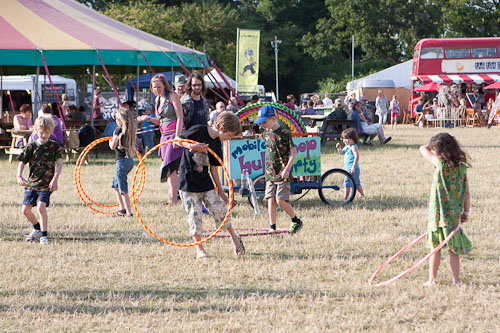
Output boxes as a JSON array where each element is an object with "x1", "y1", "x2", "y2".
[{"x1": 419, "y1": 74, "x2": 500, "y2": 85}]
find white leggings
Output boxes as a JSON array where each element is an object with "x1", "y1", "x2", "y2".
[{"x1": 378, "y1": 112, "x2": 388, "y2": 124}]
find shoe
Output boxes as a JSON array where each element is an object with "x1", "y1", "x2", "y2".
[
  {"x1": 40, "y1": 236, "x2": 49, "y2": 245},
  {"x1": 25, "y1": 229, "x2": 42, "y2": 241},
  {"x1": 114, "y1": 210, "x2": 133, "y2": 217},
  {"x1": 383, "y1": 137, "x2": 392, "y2": 144},
  {"x1": 270, "y1": 224, "x2": 277, "y2": 232},
  {"x1": 235, "y1": 235, "x2": 245, "y2": 256},
  {"x1": 289, "y1": 220, "x2": 303, "y2": 234}
]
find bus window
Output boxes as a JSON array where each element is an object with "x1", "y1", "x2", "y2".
[
  {"x1": 472, "y1": 48, "x2": 496, "y2": 58},
  {"x1": 445, "y1": 48, "x2": 470, "y2": 58},
  {"x1": 413, "y1": 49, "x2": 419, "y2": 59},
  {"x1": 420, "y1": 48, "x2": 443, "y2": 59}
]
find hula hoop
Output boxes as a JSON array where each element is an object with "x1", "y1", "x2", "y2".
[
  {"x1": 236, "y1": 102, "x2": 307, "y2": 133},
  {"x1": 201, "y1": 227, "x2": 288, "y2": 238},
  {"x1": 74, "y1": 137, "x2": 146, "y2": 215},
  {"x1": 368, "y1": 222, "x2": 462, "y2": 287},
  {"x1": 132, "y1": 138, "x2": 234, "y2": 247}
]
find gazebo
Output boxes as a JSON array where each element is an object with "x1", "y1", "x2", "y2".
[{"x1": 0, "y1": 0, "x2": 208, "y2": 125}]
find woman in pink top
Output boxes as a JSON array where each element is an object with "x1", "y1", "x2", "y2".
[{"x1": 13, "y1": 104, "x2": 33, "y2": 148}]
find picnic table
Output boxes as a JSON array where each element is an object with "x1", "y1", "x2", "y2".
[
  {"x1": 301, "y1": 115, "x2": 354, "y2": 146},
  {"x1": 5, "y1": 129, "x2": 32, "y2": 163}
]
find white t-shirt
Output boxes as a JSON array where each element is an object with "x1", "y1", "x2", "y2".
[{"x1": 322, "y1": 97, "x2": 333, "y2": 106}]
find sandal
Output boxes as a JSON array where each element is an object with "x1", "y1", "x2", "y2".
[{"x1": 235, "y1": 235, "x2": 245, "y2": 256}]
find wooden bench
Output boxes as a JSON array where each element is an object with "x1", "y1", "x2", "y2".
[{"x1": 318, "y1": 119, "x2": 354, "y2": 146}]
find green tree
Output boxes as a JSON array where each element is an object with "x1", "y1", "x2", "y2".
[{"x1": 442, "y1": 0, "x2": 500, "y2": 37}]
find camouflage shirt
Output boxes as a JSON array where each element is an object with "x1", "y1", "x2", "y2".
[
  {"x1": 181, "y1": 94, "x2": 210, "y2": 129},
  {"x1": 17, "y1": 140, "x2": 62, "y2": 191},
  {"x1": 263, "y1": 126, "x2": 293, "y2": 182}
]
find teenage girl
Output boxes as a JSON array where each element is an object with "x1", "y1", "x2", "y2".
[
  {"x1": 419, "y1": 133, "x2": 471, "y2": 286},
  {"x1": 336, "y1": 128, "x2": 364, "y2": 199},
  {"x1": 109, "y1": 107, "x2": 137, "y2": 217}
]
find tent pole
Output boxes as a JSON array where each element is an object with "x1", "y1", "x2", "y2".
[
  {"x1": 81, "y1": 68, "x2": 85, "y2": 110},
  {"x1": 34, "y1": 67, "x2": 40, "y2": 115},
  {"x1": 170, "y1": 66, "x2": 174, "y2": 90},
  {"x1": 136, "y1": 66, "x2": 140, "y2": 103},
  {"x1": 0, "y1": 66, "x2": 3, "y2": 122},
  {"x1": 43, "y1": 74, "x2": 46, "y2": 104},
  {"x1": 91, "y1": 65, "x2": 95, "y2": 128}
]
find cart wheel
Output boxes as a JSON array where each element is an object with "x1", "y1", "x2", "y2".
[
  {"x1": 318, "y1": 168, "x2": 356, "y2": 206},
  {"x1": 248, "y1": 174, "x2": 266, "y2": 209}
]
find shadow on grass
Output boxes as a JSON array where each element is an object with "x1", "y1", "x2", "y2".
[
  {"x1": 291, "y1": 194, "x2": 427, "y2": 210},
  {"x1": 0, "y1": 287, "x2": 358, "y2": 315},
  {"x1": 0, "y1": 229, "x2": 193, "y2": 244}
]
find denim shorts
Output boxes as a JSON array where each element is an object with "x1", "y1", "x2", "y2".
[
  {"x1": 345, "y1": 168, "x2": 361, "y2": 188},
  {"x1": 23, "y1": 188, "x2": 52, "y2": 207},
  {"x1": 111, "y1": 157, "x2": 134, "y2": 194}
]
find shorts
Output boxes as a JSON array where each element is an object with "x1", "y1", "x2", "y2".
[
  {"x1": 361, "y1": 122, "x2": 381, "y2": 135},
  {"x1": 111, "y1": 157, "x2": 134, "y2": 194},
  {"x1": 179, "y1": 189, "x2": 232, "y2": 236},
  {"x1": 23, "y1": 188, "x2": 52, "y2": 207},
  {"x1": 345, "y1": 168, "x2": 361, "y2": 188},
  {"x1": 264, "y1": 180, "x2": 291, "y2": 201},
  {"x1": 391, "y1": 112, "x2": 399, "y2": 118}
]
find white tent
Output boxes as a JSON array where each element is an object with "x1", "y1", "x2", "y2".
[
  {"x1": 346, "y1": 60, "x2": 412, "y2": 90},
  {"x1": 204, "y1": 69, "x2": 236, "y2": 89}
]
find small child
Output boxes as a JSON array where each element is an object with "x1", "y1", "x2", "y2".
[
  {"x1": 17, "y1": 115, "x2": 63, "y2": 245},
  {"x1": 176, "y1": 111, "x2": 245, "y2": 259},
  {"x1": 420, "y1": 133, "x2": 471, "y2": 286},
  {"x1": 336, "y1": 128, "x2": 364, "y2": 199},
  {"x1": 390, "y1": 95, "x2": 399, "y2": 129},
  {"x1": 109, "y1": 107, "x2": 136, "y2": 217},
  {"x1": 254, "y1": 105, "x2": 303, "y2": 233}
]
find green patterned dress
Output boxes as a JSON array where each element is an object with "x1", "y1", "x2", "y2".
[{"x1": 426, "y1": 161, "x2": 471, "y2": 255}]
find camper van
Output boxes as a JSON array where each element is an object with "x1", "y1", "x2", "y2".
[{"x1": 1, "y1": 75, "x2": 78, "y2": 114}]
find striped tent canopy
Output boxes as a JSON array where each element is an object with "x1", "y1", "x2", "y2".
[{"x1": 0, "y1": 0, "x2": 208, "y2": 74}]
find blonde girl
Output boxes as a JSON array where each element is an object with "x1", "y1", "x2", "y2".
[
  {"x1": 109, "y1": 107, "x2": 136, "y2": 217},
  {"x1": 419, "y1": 133, "x2": 471, "y2": 286},
  {"x1": 389, "y1": 95, "x2": 399, "y2": 129},
  {"x1": 336, "y1": 128, "x2": 364, "y2": 199},
  {"x1": 375, "y1": 89, "x2": 389, "y2": 127}
]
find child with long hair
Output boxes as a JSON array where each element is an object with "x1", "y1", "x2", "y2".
[
  {"x1": 336, "y1": 128, "x2": 364, "y2": 199},
  {"x1": 419, "y1": 133, "x2": 471, "y2": 286},
  {"x1": 109, "y1": 107, "x2": 136, "y2": 217}
]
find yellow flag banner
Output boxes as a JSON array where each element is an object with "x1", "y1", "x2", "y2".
[{"x1": 237, "y1": 29, "x2": 260, "y2": 94}]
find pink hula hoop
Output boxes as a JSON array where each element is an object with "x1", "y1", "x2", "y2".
[{"x1": 368, "y1": 222, "x2": 462, "y2": 287}]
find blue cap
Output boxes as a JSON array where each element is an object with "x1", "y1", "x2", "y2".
[{"x1": 254, "y1": 105, "x2": 276, "y2": 124}]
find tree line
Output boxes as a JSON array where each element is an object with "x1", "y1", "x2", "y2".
[{"x1": 78, "y1": 0, "x2": 500, "y2": 98}]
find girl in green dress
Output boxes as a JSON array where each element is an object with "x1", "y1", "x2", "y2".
[{"x1": 419, "y1": 133, "x2": 471, "y2": 286}]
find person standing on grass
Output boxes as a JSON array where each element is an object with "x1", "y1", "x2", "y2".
[
  {"x1": 336, "y1": 128, "x2": 364, "y2": 199},
  {"x1": 254, "y1": 105, "x2": 304, "y2": 233},
  {"x1": 109, "y1": 108, "x2": 136, "y2": 217},
  {"x1": 144, "y1": 74, "x2": 183, "y2": 206},
  {"x1": 17, "y1": 115, "x2": 63, "y2": 245},
  {"x1": 182, "y1": 73, "x2": 210, "y2": 130},
  {"x1": 390, "y1": 95, "x2": 399, "y2": 129},
  {"x1": 375, "y1": 89, "x2": 389, "y2": 127},
  {"x1": 175, "y1": 112, "x2": 245, "y2": 260},
  {"x1": 419, "y1": 133, "x2": 471, "y2": 286}
]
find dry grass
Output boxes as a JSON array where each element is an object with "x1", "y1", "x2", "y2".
[{"x1": 1, "y1": 125, "x2": 500, "y2": 331}]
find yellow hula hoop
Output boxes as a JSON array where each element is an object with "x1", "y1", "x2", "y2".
[
  {"x1": 74, "y1": 137, "x2": 146, "y2": 215},
  {"x1": 132, "y1": 138, "x2": 233, "y2": 247}
]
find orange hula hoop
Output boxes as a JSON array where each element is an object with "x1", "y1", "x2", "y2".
[
  {"x1": 132, "y1": 138, "x2": 234, "y2": 247},
  {"x1": 74, "y1": 137, "x2": 146, "y2": 215}
]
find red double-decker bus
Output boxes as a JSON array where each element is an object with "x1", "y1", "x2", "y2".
[{"x1": 410, "y1": 37, "x2": 500, "y2": 115}]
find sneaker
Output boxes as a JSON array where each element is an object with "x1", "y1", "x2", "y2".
[
  {"x1": 289, "y1": 220, "x2": 303, "y2": 234},
  {"x1": 270, "y1": 224, "x2": 277, "y2": 232},
  {"x1": 40, "y1": 236, "x2": 49, "y2": 245},
  {"x1": 235, "y1": 235, "x2": 245, "y2": 256},
  {"x1": 383, "y1": 137, "x2": 392, "y2": 144},
  {"x1": 25, "y1": 229, "x2": 42, "y2": 241}
]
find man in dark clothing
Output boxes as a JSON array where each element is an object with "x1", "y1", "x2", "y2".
[{"x1": 181, "y1": 73, "x2": 210, "y2": 130}]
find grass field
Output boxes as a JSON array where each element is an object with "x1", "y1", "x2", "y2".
[{"x1": 1, "y1": 125, "x2": 500, "y2": 331}]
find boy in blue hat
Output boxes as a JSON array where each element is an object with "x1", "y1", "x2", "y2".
[{"x1": 255, "y1": 105, "x2": 303, "y2": 233}]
